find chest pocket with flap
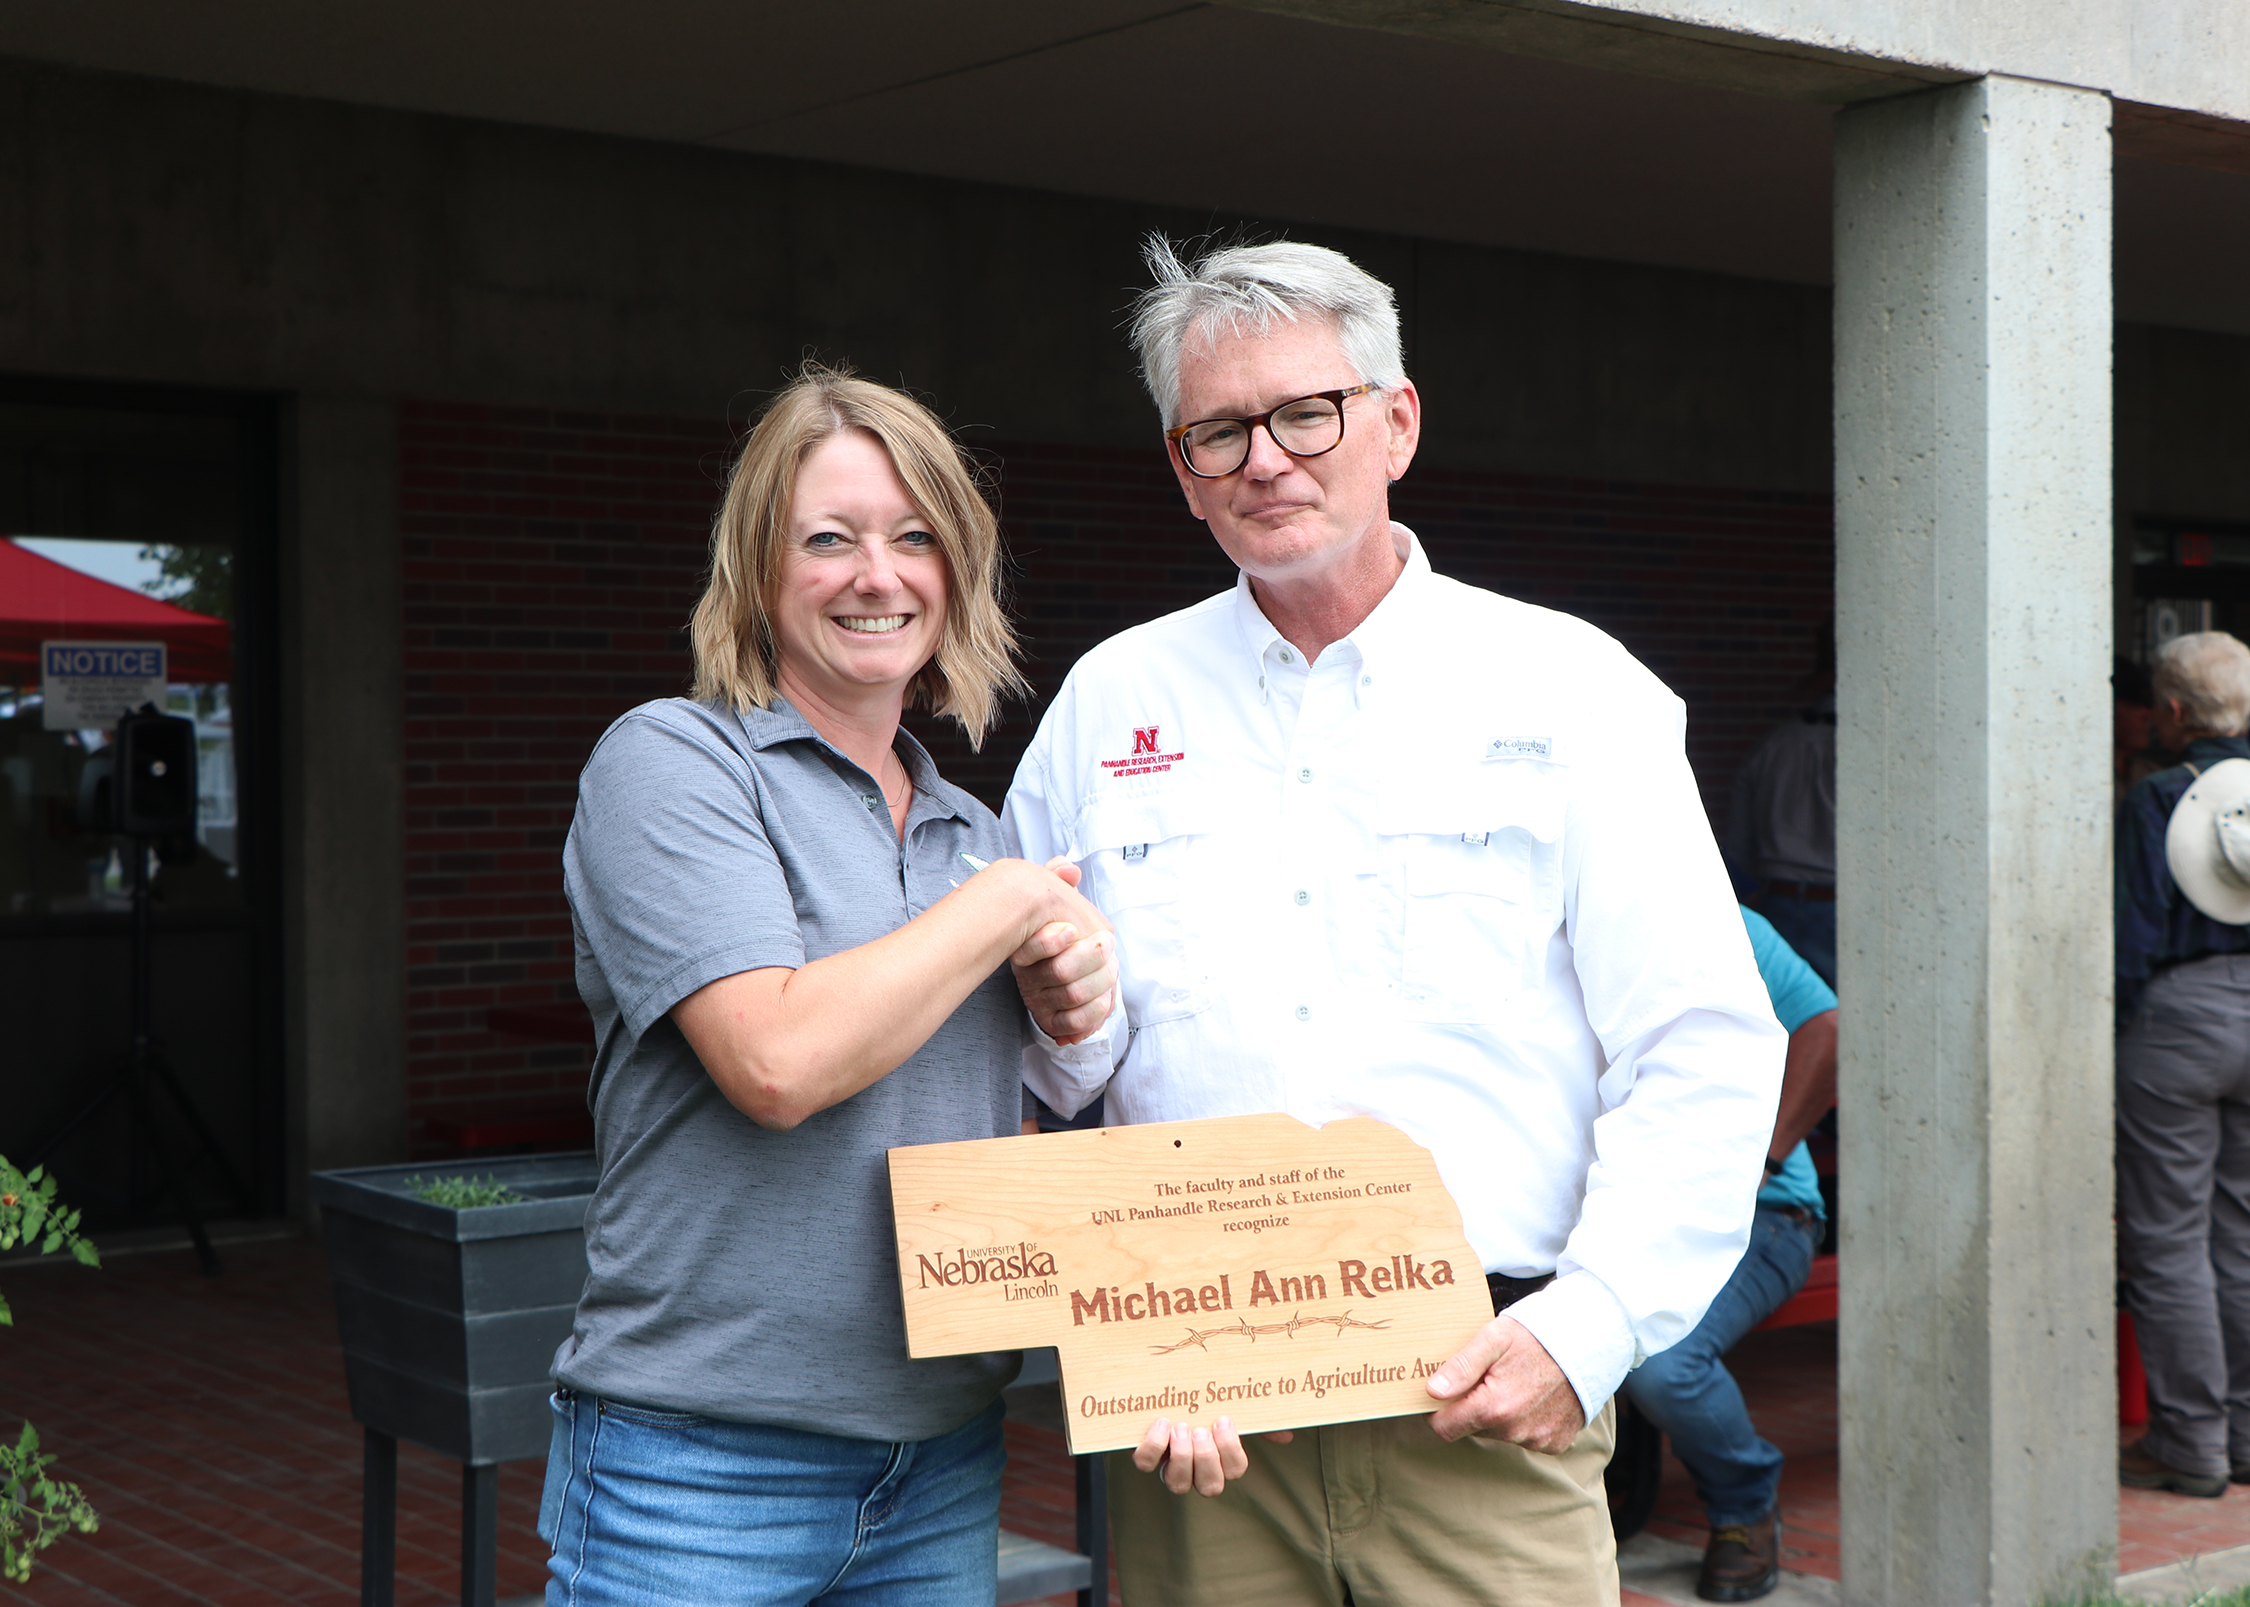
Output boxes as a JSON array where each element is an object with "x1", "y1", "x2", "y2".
[
  {"x1": 1380, "y1": 763, "x2": 1566, "y2": 1024},
  {"x1": 1073, "y1": 794, "x2": 1222, "y2": 1028}
]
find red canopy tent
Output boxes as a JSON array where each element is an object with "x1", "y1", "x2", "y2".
[{"x1": 0, "y1": 539, "x2": 232, "y2": 682}]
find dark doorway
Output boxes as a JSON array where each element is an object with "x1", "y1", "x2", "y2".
[
  {"x1": 0, "y1": 378, "x2": 282, "y2": 1227},
  {"x1": 2130, "y1": 516, "x2": 2250, "y2": 657}
]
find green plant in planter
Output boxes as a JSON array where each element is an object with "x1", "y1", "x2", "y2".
[
  {"x1": 404, "y1": 1173, "x2": 527, "y2": 1209},
  {"x1": 0, "y1": 1156, "x2": 100, "y2": 1583}
]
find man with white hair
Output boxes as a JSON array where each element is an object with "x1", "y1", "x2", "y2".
[
  {"x1": 1007, "y1": 237, "x2": 1785, "y2": 1605},
  {"x1": 2116, "y1": 629, "x2": 2250, "y2": 1499}
]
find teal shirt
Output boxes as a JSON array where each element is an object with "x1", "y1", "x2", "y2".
[{"x1": 1741, "y1": 906, "x2": 1835, "y2": 1218}]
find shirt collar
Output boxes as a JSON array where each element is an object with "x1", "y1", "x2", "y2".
[
  {"x1": 2187, "y1": 734, "x2": 2250, "y2": 769},
  {"x1": 893, "y1": 728, "x2": 976, "y2": 831},
  {"x1": 731, "y1": 695, "x2": 819, "y2": 750},
  {"x1": 730, "y1": 696, "x2": 973, "y2": 828},
  {"x1": 1230, "y1": 522, "x2": 1431, "y2": 701}
]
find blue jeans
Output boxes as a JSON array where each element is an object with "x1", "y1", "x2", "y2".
[
  {"x1": 539, "y1": 1390, "x2": 1004, "y2": 1606},
  {"x1": 1621, "y1": 1205, "x2": 1823, "y2": 1527}
]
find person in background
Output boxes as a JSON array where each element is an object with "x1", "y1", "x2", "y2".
[
  {"x1": 2115, "y1": 653, "x2": 2166, "y2": 805},
  {"x1": 1621, "y1": 908, "x2": 1835, "y2": 1603},
  {"x1": 1006, "y1": 237, "x2": 1784, "y2": 1607},
  {"x1": 1727, "y1": 623, "x2": 1836, "y2": 986},
  {"x1": 2116, "y1": 630, "x2": 2250, "y2": 1500},
  {"x1": 542, "y1": 366, "x2": 1117, "y2": 1603}
]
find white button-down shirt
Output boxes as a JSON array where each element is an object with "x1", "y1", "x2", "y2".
[{"x1": 1006, "y1": 527, "x2": 1784, "y2": 1416}]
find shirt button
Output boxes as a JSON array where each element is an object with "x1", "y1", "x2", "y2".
[
  {"x1": 862, "y1": 796, "x2": 879, "y2": 810},
  {"x1": 1278, "y1": 648, "x2": 1294, "y2": 663},
  {"x1": 1295, "y1": 1005, "x2": 1311, "y2": 1021},
  {"x1": 1297, "y1": 767, "x2": 1313, "y2": 784},
  {"x1": 1294, "y1": 889, "x2": 1310, "y2": 906},
  {"x1": 1361, "y1": 673, "x2": 1373, "y2": 686}
]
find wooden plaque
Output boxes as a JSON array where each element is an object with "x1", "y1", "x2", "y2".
[{"x1": 889, "y1": 1113, "x2": 1496, "y2": 1453}]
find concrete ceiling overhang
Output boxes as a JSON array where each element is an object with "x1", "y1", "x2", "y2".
[{"x1": 0, "y1": 0, "x2": 2242, "y2": 331}]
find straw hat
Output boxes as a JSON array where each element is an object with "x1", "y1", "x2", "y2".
[{"x1": 2166, "y1": 758, "x2": 2250, "y2": 924}]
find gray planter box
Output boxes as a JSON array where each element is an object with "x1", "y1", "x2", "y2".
[{"x1": 313, "y1": 1152, "x2": 596, "y2": 1467}]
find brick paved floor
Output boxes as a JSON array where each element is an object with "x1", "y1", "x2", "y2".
[
  {"x1": 1627, "y1": 1324, "x2": 1843, "y2": 1602},
  {"x1": 0, "y1": 1237, "x2": 1096, "y2": 1607},
  {"x1": 1618, "y1": 1322, "x2": 2250, "y2": 1606},
  {"x1": 4, "y1": 1240, "x2": 2240, "y2": 1607}
]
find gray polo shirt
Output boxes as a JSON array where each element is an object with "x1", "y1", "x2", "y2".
[{"x1": 551, "y1": 696, "x2": 1026, "y2": 1441}]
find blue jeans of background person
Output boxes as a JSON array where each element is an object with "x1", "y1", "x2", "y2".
[
  {"x1": 1757, "y1": 893, "x2": 1836, "y2": 989},
  {"x1": 1621, "y1": 1205, "x2": 1823, "y2": 1527},
  {"x1": 539, "y1": 1389, "x2": 1004, "y2": 1607}
]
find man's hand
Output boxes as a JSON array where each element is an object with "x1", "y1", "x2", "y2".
[
  {"x1": 1424, "y1": 1315, "x2": 1586, "y2": 1451},
  {"x1": 1011, "y1": 858, "x2": 1117, "y2": 1046},
  {"x1": 1130, "y1": 1416, "x2": 1293, "y2": 1496}
]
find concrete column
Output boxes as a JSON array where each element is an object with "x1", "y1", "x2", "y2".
[
  {"x1": 1834, "y1": 76, "x2": 2114, "y2": 1607},
  {"x1": 281, "y1": 395, "x2": 405, "y2": 1215}
]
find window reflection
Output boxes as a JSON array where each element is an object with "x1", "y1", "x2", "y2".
[{"x1": 0, "y1": 404, "x2": 245, "y2": 918}]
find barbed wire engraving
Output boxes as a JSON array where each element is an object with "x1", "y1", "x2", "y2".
[{"x1": 1148, "y1": 1309, "x2": 1393, "y2": 1355}]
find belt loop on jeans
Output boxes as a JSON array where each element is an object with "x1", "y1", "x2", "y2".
[{"x1": 1487, "y1": 1271, "x2": 1555, "y2": 1315}]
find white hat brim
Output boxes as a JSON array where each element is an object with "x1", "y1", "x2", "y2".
[{"x1": 2166, "y1": 758, "x2": 2250, "y2": 924}]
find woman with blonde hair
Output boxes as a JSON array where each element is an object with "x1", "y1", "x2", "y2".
[{"x1": 539, "y1": 366, "x2": 1116, "y2": 1604}]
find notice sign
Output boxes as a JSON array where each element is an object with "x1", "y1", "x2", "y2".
[
  {"x1": 41, "y1": 641, "x2": 166, "y2": 732},
  {"x1": 889, "y1": 1113, "x2": 1496, "y2": 1453}
]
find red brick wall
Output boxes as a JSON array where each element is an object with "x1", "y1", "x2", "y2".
[
  {"x1": 399, "y1": 403, "x2": 732, "y2": 1149},
  {"x1": 400, "y1": 404, "x2": 1832, "y2": 1146}
]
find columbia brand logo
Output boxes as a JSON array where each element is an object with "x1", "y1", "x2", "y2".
[{"x1": 1488, "y1": 737, "x2": 1551, "y2": 759}]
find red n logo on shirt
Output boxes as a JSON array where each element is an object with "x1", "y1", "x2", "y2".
[{"x1": 1132, "y1": 726, "x2": 1160, "y2": 755}]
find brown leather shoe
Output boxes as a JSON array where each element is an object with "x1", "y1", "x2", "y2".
[
  {"x1": 2121, "y1": 1440, "x2": 2227, "y2": 1497},
  {"x1": 1698, "y1": 1509, "x2": 1780, "y2": 1603}
]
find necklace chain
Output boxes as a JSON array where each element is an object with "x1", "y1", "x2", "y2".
[{"x1": 880, "y1": 752, "x2": 911, "y2": 811}]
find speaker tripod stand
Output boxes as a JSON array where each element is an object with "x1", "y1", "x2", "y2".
[{"x1": 30, "y1": 834, "x2": 255, "y2": 1276}]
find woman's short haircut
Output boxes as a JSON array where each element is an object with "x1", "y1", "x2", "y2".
[
  {"x1": 1129, "y1": 236, "x2": 1407, "y2": 428},
  {"x1": 2152, "y1": 631, "x2": 2250, "y2": 738},
  {"x1": 689, "y1": 364, "x2": 1025, "y2": 747}
]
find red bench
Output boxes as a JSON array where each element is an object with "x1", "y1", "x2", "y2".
[
  {"x1": 416, "y1": 1005, "x2": 600, "y2": 1154},
  {"x1": 1753, "y1": 1251, "x2": 1837, "y2": 1330},
  {"x1": 485, "y1": 1003, "x2": 594, "y2": 1044}
]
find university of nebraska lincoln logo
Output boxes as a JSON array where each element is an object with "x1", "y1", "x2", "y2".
[{"x1": 1101, "y1": 723, "x2": 1185, "y2": 779}]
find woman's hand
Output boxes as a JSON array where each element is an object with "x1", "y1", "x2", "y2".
[
  {"x1": 981, "y1": 856, "x2": 1115, "y2": 957},
  {"x1": 673, "y1": 856, "x2": 1110, "y2": 1131},
  {"x1": 1130, "y1": 1416, "x2": 1293, "y2": 1497}
]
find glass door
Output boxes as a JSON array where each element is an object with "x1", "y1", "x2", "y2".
[{"x1": 0, "y1": 383, "x2": 279, "y2": 1226}]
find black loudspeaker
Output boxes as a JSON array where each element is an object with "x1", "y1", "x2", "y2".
[{"x1": 115, "y1": 708, "x2": 198, "y2": 838}]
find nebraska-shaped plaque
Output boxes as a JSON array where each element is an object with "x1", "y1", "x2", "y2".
[{"x1": 888, "y1": 1112, "x2": 1496, "y2": 1453}]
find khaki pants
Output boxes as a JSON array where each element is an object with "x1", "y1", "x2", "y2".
[{"x1": 1107, "y1": 1402, "x2": 1619, "y2": 1607}]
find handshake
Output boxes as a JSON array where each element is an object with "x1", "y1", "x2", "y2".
[{"x1": 988, "y1": 854, "x2": 1118, "y2": 1048}]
